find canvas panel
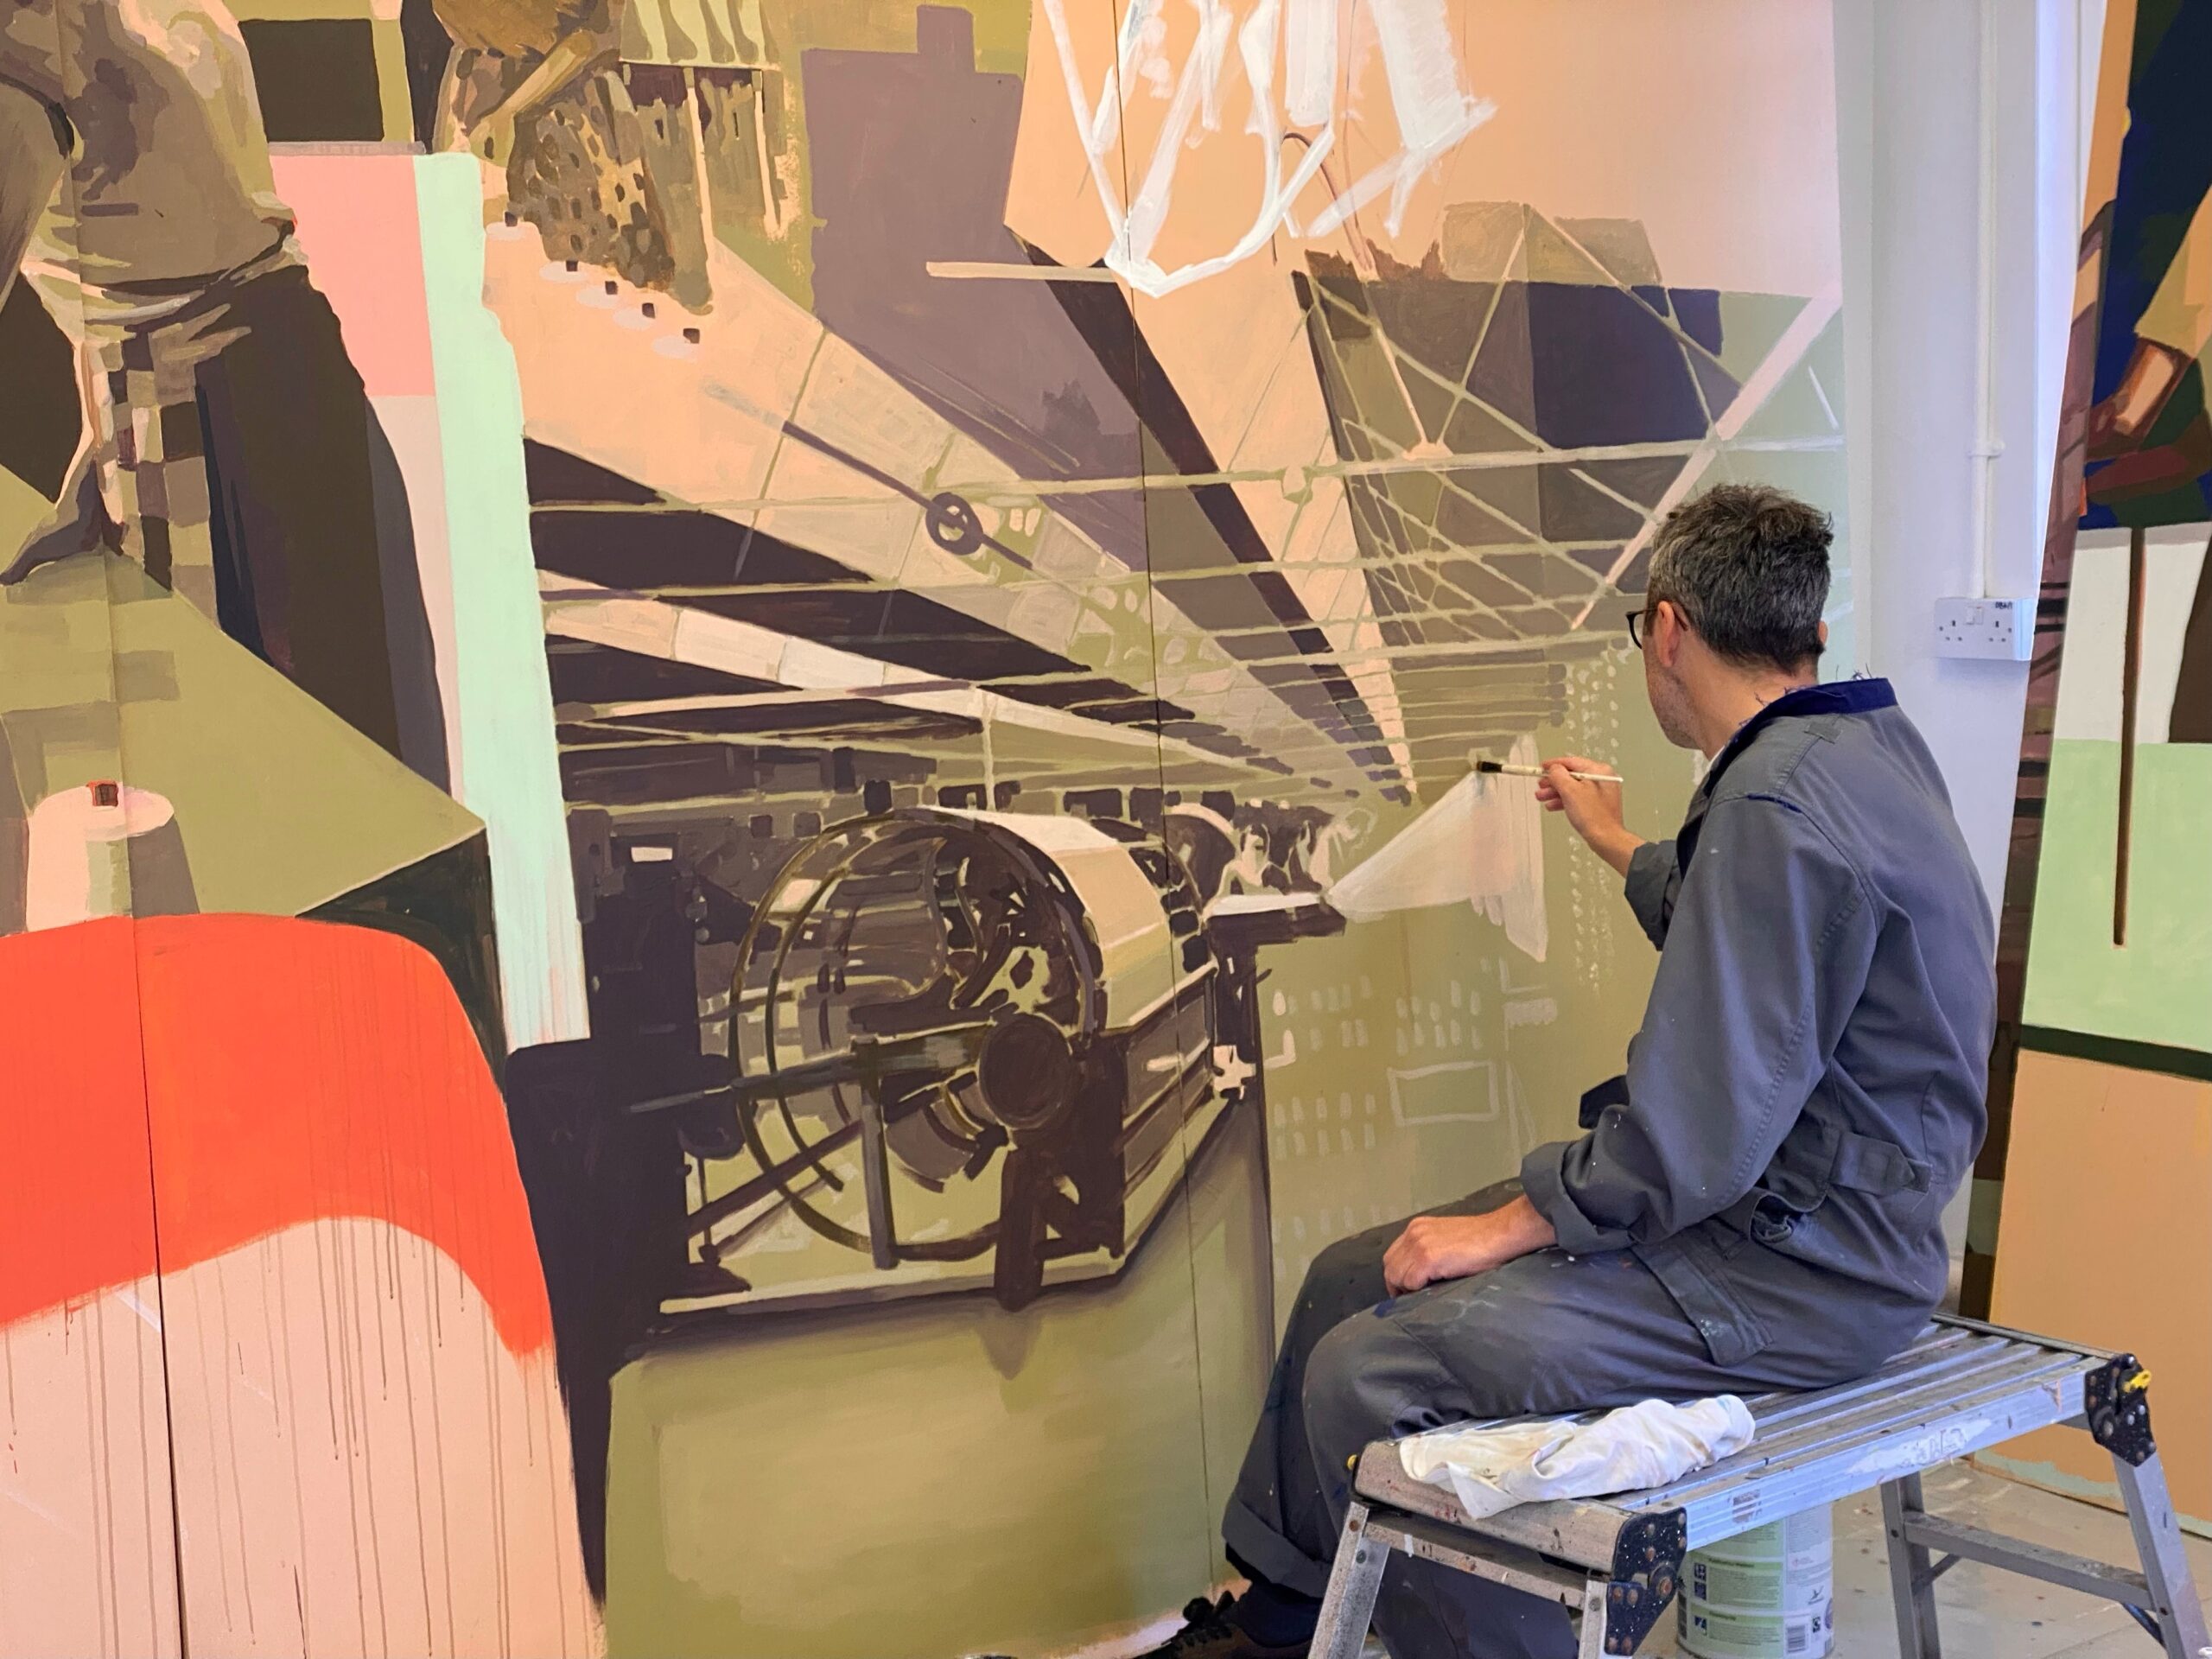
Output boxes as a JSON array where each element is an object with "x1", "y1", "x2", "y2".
[{"x1": 1977, "y1": 0, "x2": 2212, "y2": 1319}]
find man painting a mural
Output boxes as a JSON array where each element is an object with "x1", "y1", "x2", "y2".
[
  {"x1": 21, "y1": 0, "x2": 2210, "y2": 1654},
  {"x1": 1152, "y1": 486, "x2": 1997, "y2": 1657}
]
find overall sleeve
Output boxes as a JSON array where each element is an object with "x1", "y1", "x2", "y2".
[
  {"x1": 1622, "y1": 837, "x2": 1680, "y2": 948},
  {"x1": 1520, "y1": 798, "x2": 1878, "y2": 1254}
]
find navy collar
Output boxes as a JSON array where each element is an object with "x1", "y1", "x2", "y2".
[{"x1": 1707, "y1": 676, "x2": 1896, "y2": 785}]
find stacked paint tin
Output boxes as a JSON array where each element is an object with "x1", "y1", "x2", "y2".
[{"x1": 1677, "y1": 1508, "x2": 1835, "y2": 1658}]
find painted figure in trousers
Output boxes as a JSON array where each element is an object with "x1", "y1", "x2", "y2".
[{"x1": 0, "y1": 0, "x2": 446, "y2": 781}]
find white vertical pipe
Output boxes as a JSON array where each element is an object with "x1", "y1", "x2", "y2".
[
  {"x1": 2031, "y1": 0, "x2": 2081, "y2": 560},
  {"x1": 2027, "y1": 0, "x2": 2107, "y2": 559},
  {"x1": 1832, "y1": 0, "x2": 1876, "y2": 671},
  {"x1": 1970, "y1": 0, "x2": 2005, "y2": 599}
]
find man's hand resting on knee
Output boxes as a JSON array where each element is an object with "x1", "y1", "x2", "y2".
[{"x1": 1382, "y1": 1195, "x2": 1557, "y2": 1294}]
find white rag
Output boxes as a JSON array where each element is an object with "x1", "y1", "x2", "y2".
[{"x1": 1397, "y1": 1396, "x2": 1756, "y2": 1521}]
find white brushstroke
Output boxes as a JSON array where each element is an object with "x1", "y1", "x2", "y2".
[
  {"x1": 1306, "y1": 0, "x2": 1495, "y2": 238},
  {"x1": 1283, "y1": 0, "x2": 1338, "y2": 126},
  {"x1": 1367, "y1": 0, "x2": 1478, "y2": 152},
  {"x1": 1193, "y1": 0, "x2": 1232, "y2": 134},
  {"x1": 110, "y1": 1287, "x2": 163, "y2": 1334},
  {"x1": 1121, "y1": 0, "x2": 1240, "y2": 265},
  {"x1": 1039, "y1": 0, "x2": 1133, "y2": 264},
  {"x1": 1084, "y1": 0, "x2": 1161, "y2": 155},
  {"x1": 1043, "y1": 0, "x2": 1491, "y2": 296},
  {"x1": 1121, "y1": 0, "x2": 1340, "y2": 296}
]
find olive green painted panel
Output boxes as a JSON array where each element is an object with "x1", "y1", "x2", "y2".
[
  {"x1": 602, "y1": 1108, "x2": 1270, "y2": 1659},
  {"x1": 0, "y1": 552, "x2": 481, "y2": 923}
]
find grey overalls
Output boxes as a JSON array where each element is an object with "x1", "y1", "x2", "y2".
[{"x1": 1220, "y1": 679, "x2": 1998, "y2": 1658}]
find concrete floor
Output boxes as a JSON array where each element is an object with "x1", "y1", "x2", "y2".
[
  {"x1": 1643, "y1": 1461, "x2": 2212, "y2": 1658},
  {"x1": 1059, "y1": 1463, "x2": 2212, "y2": 1658}
]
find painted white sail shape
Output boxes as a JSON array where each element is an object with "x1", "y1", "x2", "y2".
[{"x1": 1326, "y1": 734, "x2": 1547, "y2": 961}]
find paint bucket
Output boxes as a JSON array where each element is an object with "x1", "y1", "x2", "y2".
[{"x1": 1677, "y1": 1507, "x2": 1835, "y2": 1659}]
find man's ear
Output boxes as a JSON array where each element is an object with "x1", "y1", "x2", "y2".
[
  {"x1": 1816, "y1": 618, "x2": 1830, "y2": 650},
  {"x1": 1651, "y1": 598, "x2": 1688, "y2": 666}
]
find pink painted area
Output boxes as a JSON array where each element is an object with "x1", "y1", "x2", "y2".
[
  {"x1": 161, "y1": 1221, "x2": 601, "y2": 1656},
  {"x1": 0, "y1": 1280, "x2": 183, "y2": 1658},
  {"x1": 1, "y1": 1230, "x2": 601, "y2": 1659},
  {"x1": 271, "y1": 153, "x2": 436, "y2": 397}
]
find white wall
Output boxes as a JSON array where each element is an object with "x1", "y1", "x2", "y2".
[
  {"x1": 1834, "y1": 0, "x2": 2098, "y2": 912},
  {"x1": 1834, "y1": 0, "x2": 2102, "y2": 1258}
]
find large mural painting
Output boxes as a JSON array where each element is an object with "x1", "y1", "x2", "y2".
[{"x1": 0, "y1": 3, "x2": 1850, "y2": 1655}]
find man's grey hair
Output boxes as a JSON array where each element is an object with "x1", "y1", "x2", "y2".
[{"x1": 1643, "y1": 484, "x2": 1832, "y2": 671}]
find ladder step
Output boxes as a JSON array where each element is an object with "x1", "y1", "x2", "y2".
[{"x1": 1900, "y1": 1512, "x2": 2153, "y2": 1606}]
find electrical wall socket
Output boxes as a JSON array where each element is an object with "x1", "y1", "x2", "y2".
[{"x1": 1933, "y1": 596, "x2": 2033, "y2": 661}]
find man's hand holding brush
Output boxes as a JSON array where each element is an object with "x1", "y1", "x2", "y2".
[{"x1": 1534, "y1": 755, "x2": 1643, "y2": 878}]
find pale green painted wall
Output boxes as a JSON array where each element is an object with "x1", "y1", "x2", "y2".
[
  {"x1": 416, "y1": 156, "x2": 590, "y2": 1048},
  {"x1": 2022, "y1": 738, "x2": 2212, "y2": 1053}
]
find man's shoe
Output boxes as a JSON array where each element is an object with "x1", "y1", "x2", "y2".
[{"x1": 1137, "y1": 1594, "x2": 1311, "y2": 1658}]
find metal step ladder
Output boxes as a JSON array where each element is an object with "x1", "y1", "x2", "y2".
[{"x1": 1309, "y1": 1316, "x2": 2209, "y2": 1657}]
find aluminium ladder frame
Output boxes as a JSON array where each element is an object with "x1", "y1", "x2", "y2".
[{"x1": 1308, "y1": 1316, "x2": 2209, "y2": 1658}]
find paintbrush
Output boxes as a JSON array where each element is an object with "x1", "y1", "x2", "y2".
[{"x1": 1473, "y1": 759, "x2": 1623, "y2": 785}]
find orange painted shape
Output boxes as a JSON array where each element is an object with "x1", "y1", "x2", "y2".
[
  {"x1": 0, "y1": 917, "x2": 161, "y2": 1328},
  {"x1": 272, "y1": 153, "x2": 437, "y2": 398},
  {"x1": 1987, "y1": 1047, "x2": 2212, "y2": 1522},
  {"x1": 0, "y1": 914, "x2": 552, "y2": 1355}
]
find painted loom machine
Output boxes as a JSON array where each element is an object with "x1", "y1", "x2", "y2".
[{"x1": 688, "y1": 810, "x2": 1336, "y2": 1311}]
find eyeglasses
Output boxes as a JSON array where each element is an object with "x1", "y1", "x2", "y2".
[{"x1": 1625, "y1": 601, "x2": 1688, "y2": 649}]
